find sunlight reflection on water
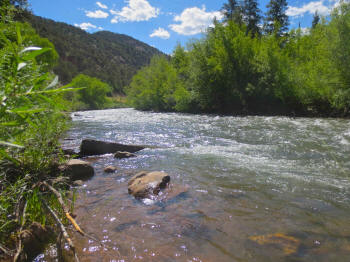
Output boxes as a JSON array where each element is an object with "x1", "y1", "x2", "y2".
[{"x1": 39, "y1": 108, "x2": 350, "y2": 262}]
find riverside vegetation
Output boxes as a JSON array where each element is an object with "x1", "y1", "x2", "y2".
[
  {"x1": 1, "y1": 0, "x2": 350, "y2": 260},
  {"x1": 126, "y1": 0, "x2": 350, "y2": 117},
  {"x1": 0, "y1": 1, "x2": 114, "y2": 260}
]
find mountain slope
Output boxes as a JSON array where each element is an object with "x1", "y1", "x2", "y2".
[{"x1": 27, "y1": 14, "x2": 164, "y2": 93}]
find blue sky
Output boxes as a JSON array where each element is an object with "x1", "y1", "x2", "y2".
[{"x1": 28, "y1": 0, "x2": 340, "y2": 54}]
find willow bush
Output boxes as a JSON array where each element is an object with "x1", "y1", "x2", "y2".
[
  {"x1": 126, "y1": 2, "x2": 350, "y2": 117},
  {"x1": 0, "y1": 12, "x2": 78, "y2": 250}
]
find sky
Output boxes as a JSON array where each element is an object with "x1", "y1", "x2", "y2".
[{"x1": 28, "y1": 0, "x2": 341, "y2": 54}]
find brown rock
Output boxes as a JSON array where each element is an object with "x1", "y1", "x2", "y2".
[
  {"x1": 80, "y1": 139, "x2": 145, "y2": 156},
  {"x1": 21, "y1": 222, "x2": 54, "y2": 260},
  {"x1": 128, "y1": 171, "x2": 170, "y2": 199},
  {"x1": 72, "y1": 180, "x2": 84, "y2": 186},
  {"x1": 104, "y1": 165, "x2": 118, "y2": 173},
  {"x1": 60, "y1": 159, "x2": 94, "y2": 181},
  {"x1": 114, "y1": 151, "x2": 136, "y2": 159}
]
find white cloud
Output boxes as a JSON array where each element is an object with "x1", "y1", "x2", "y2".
[
  {"x1": 86, "y1": 10, "x2": 109, "y2": 18},
  {"x1": 74, "y1": 22, "x2": 97, "y2": 31},
  {"x1": 110, "y1": 0, "x2": 159, "y2": 23},
  {"x1": 96, "y1": 1, "x2": 108, "y2": 9},
  {"x1": 169, "y1": 6, "x2": 223, "y2": 36},
  {"x1": 287, "y1": 1, "x2": 330, "y2": 17},
  {"x1": 150, "y1": 27, "x2": 170, "y2": 39}
]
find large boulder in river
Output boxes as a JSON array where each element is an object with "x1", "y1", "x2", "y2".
[
  {"x1": 80, "y1": 139, "x2": 145, "y2": 156},
  {"x1": 61, "y1": 159, "x2": 94, "y2": 181},
  {"x1": 128, "y1": 171, "x2": 170, "y2": 199}
]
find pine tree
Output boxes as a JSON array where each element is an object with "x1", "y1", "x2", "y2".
[
  {"x1": 243, "y1": 0, "x2": 262, "y2": 36},
  {"x1": 221, "y1": 0, "x2": 244, "y2": 25},
  {"x1": 312, "y1": 11, "x2": 320, "y2": 29},
  {"x1": 264, "y1": 0, "x2": 289, "y2": 36}
]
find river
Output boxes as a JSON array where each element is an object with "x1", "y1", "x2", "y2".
[{"x1": 42, "y1": 108, "x2": 350, "y2": 261}]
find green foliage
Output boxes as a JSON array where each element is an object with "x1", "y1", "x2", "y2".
[
  {"x1": 127, "y1": 2, "x2": 350, "y2": 117},
  {"x1": 126, "y1": 55, "x2": 188, "y2": 112},
  {"x1": 0, "y1": 11, "x2": 73, "y2": 246},
  {"x1": 243, "y1": 0, "x2": 262, "y2": 36},
  {"x1": 264, "y1": 0, "x2": 289, "y2": 36},
  {"x1": 67, "y1": 74, "x2": 111, "y2": 110},
  {"x1": 221, "y1": 0, "x2": 244, "y2": 25},
  {"x1": 312, "y1": 11, "x2": 320, "y2": 29},
  {"x1": 26, "y1": 14, "x2": 164, "y2": 93},
  {"x1": 0, "y1": 20, "x2": 59, "y2": 69}
]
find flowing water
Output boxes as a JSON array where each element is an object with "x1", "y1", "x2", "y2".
[{"x1": 43, "y1": 108, "x2": 350, "y2": 261}]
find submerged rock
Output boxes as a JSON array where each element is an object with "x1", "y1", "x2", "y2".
[
  {"x1": 128, "y1": 171, "x2": 170, "y2": 199},
  {"x1": 104, "y1": 165, "x2": 118, "y2": 173},
  {"x1": 249, "y1": 233, "x2": 300, "y2": 255},
  {"x1": 80, "y1": 139, "x2": 145, "y2": 156},
  {"x1": 114, "y1": 151, "x2": 136, "y2": 159},
  {"x1": 60, "y1": 159, "x2": 94, "y2": 181}
]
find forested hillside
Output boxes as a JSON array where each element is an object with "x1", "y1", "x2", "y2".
[{"x1": 26, "y1": 14, "x2": 163, "y2": 93}]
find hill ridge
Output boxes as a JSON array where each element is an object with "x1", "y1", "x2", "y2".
[{"x1": 27, "y1": 14, "x2": 164, "y2": 93}]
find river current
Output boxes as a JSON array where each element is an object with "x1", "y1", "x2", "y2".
[{"x1": 43, "y1": 108, "x2": 350, "y2": 261}]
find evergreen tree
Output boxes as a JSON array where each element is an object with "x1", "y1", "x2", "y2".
[
  {"x1": 243, "y1": 0, "x2": 262, "y2": 36},
  {"x1": 264, "y1": 0, "x2": 289, "y2": 36},
  {"x1": 312, "y1": 11, "x2": 320, "y2": 28},
  {"x1": 221, "y1": 0, "x2": 244, "y2": 25}
]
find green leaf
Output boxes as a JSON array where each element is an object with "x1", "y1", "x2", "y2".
[
  {"x1": 24, "y1": 87, "x2": 85, "y2": 95},
  {"x1": 16, "y1": 24, "x2": 22, "y2": 45},
  {"x1": 20, "y1": 48, "x2": 51, "y2": 61},
  {"x1": 20, "y1": 46, "x2": 42, "y2": 53},
  {"x1": 0, "y1": 141, "x2": 24, "y2": 148},
  {"x1": 17, "y1": 62, "x2": 27, "y2": 71},
  {"x1": 0, "y1": 149, "x2": 21, "y2": 165},
  {"x1": 0, "y1": 121, "x2": 19, "y2": 126},
  {"x1": 6, "y1": 108, "x2": 47, "y2": 114},
  {"x1": 45, "y1": 76, "x2": 59, "y2": 89},
  {"x1": 0, "y1": 31, "x2": 11, "y2": 47}
]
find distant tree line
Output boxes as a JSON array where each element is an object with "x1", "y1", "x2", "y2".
[{"x1": 126, "y1": 0, "x2": 350, "y2": 117}]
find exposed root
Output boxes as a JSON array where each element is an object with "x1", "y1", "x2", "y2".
[
  {"x1": 56, "y1": 232, "x2": 63, "y2": 262},
  {"x1": 42, "y1": 182, "x2": 84, "y2": 236},
  {"x1": 42, "y1": 200, "x2": 80, "y2": 262},
  {"x1": 0, "y1": 243, "x2": 15, "y2": 258},
  {"x1": 14, "y1": 201, "x2": 27, "y2": 262},
  {"x1": 42, "y1": 182, "x2": 113, "y2": 252}
]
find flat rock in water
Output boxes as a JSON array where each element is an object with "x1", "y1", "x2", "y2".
[
  {"x1": 61, "y1": 159, "x2": 94, "y2": 181},
  {"x1": 114, "y1": 151, "x2": 136, "y2": 159},
  {"x1": 128, "y1": 171, "x2": 170, "y2": 199},
  {"x1": 80, "y1": 139, "x2": 145, "y2": 156}
]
